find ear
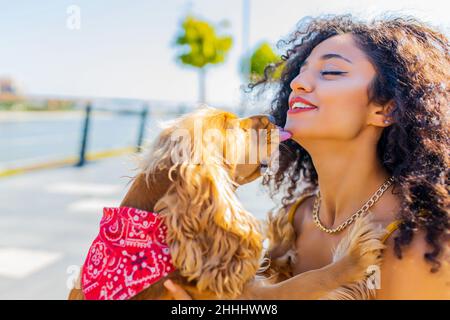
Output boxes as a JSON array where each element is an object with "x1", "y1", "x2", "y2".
[
  {"x1": 368, "y1": 100, "x2": 395, "y2": 128},
  {"x1": 154, "y1": 135, "x2": 263, "y2": 298}
]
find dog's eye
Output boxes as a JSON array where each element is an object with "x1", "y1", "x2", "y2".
[{"x1": 239, "y1": 119, "x2": 252, "y2": 129}]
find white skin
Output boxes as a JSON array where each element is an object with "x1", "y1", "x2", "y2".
[{"x1": 166, "y1": 33, "x2": 449, "y2": 299}]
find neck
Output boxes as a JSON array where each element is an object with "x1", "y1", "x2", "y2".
[
  {"x1": 301, "y1": 133, "x2": 392, "y2": 229},
  {"x1": 120, "y1": 168, "x2": 173, "y2": 212}
]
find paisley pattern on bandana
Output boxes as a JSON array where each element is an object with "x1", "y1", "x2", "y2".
[{"x1": 81, "y1": 207, "x2": 176, "y2": 300}]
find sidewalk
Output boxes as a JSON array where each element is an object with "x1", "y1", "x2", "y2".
[{"x1": 0, "y1": 155, "x2": 277, "y2": 299}]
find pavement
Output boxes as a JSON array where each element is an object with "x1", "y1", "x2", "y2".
[{"x1": 0, "y1": 155, "x2": 277, "y2": 299}]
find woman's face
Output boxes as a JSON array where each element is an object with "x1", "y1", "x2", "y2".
[{"x1": 285, "y1": 33, "x2": 378, "y2": 142}]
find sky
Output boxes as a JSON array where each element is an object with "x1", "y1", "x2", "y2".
[{"x1": 1, "y1": 0, "x2": 449, "y2": 107}]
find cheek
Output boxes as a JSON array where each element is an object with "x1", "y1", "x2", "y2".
[
  {"x1": 285, "y1": 78, "x2": 371, "y2": 140},
  {"x1": 321, "y1": 80, "x2": 369, "y2": 130},
  {"x1": 320, "y1": 77, "x2": 371, "y2": 109}
]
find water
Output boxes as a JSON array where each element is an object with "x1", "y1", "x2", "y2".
[
  {"x1": 0, "y1": 97, "x2": 253, "y2": 171},
  {"x1": 0, "y1": 110, "x2": 177, "y2": 170}
]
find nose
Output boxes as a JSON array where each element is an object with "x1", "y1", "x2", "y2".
[{"x1": 289, "y1": 70, "x2": 313, "y2": 93}]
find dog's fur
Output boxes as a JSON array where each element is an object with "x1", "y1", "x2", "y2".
[
  {"x1": 266, "y1": 205, "x2": 386, "y2": 299},
  {"x1": 68, "y1": 106, "x2": 386, "y2": 300}
]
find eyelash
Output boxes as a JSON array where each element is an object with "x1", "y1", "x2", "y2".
[
  {"x1": 320, "y1": 71, "x2": 347, "y2": 76},
  {"x1": 298, "y1": 69, "x2": 347, "y2": 77}
]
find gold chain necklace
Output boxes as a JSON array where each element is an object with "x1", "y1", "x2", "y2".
[{"x1": 312, "y1": 176, "x2": 395, "y2": 234}]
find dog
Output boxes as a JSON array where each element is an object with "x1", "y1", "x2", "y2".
[{"x1": 68, "y1": 106, "x2": 385, "y2": 300}]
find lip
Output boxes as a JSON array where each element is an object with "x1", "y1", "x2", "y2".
[
  {"x1": 287, "y1": 107, "x2": 317, "y2": 115},
  {"x1": 288, "y1": 96, "x2": 318, "y2": 109}
]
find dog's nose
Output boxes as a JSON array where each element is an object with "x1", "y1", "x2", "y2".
[{"x1": 266, "y1": 115, "x2": 277, "y2": 125}]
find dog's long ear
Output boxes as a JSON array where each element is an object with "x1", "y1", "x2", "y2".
[
  {"x1": 153, "y1": 114, "x2": 264, "y2": 298},
  {"x1": 263, "y1": 205, "x2": 297, "y2": 280}
]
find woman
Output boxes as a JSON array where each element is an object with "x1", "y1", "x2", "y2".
[{"x1": 165, "y1": 14, "x2": 449, "y2": 299}]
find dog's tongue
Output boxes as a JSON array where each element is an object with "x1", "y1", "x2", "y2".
[{"x1": 277, "y1": 126, "x2": 292, "y2": 142}]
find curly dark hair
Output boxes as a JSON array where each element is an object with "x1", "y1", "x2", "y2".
[{"x1": 249, "y1": 14, "x2": 449, "y2": 272}]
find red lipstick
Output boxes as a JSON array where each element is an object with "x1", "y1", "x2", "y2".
[
  {"x1": 288, "y1": 96, "x2": 318, "y2": 114},
  {"x1": 289, "y1": 96, "x2": 318, "y2": 109}
]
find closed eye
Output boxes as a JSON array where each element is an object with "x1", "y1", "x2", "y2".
[{"x1": 320, "y1": 71, "x2": 347, "y2": 76}]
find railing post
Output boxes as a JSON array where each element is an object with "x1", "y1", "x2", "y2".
[
  {"x1": 136, "y1": 104, "x2": 149, "y2": 152},
  {"x1": 76, "y1": 103, "x2": 92, "y2": 167}
]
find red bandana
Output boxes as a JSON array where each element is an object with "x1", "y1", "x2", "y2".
[{"x1": 81, "y1": 207, "x2": 176, "y2": 300}]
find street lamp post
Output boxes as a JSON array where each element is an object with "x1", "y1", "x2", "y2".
[{"x1": 239, "y1": 0, "x2": 250, "y2": 117}]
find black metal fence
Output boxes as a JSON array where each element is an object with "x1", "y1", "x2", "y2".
[{"x1": 76, "y1": 103, "x2": 149, "y2": 167}]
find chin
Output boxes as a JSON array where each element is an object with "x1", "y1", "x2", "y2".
[{"x1": 284, "y1": 124, "x2": 317, "y2": 142}]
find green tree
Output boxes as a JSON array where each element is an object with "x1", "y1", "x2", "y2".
[
  {"x1": 241, "y1": 42, "x2": 284, "y2": 82},
  {"x1": 174, "y1": 15, "x2": 233, "y2": 103}
]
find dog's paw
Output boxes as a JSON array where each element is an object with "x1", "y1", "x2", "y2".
[{"x1": 332, "y1": 213, "x2": 386, "y2": 283}]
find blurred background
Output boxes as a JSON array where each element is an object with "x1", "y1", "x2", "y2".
[{"x1": 0, "y1": 0, "x2": 448, "y2": 299}]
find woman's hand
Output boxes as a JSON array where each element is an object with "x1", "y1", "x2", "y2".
[{"x1": 163, "y1": 280, "x2": 193, "y2": 300}]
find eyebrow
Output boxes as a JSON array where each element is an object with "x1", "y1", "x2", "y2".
[{"x1": 302, "y1": 53, "x2": 353, "y2": 67}]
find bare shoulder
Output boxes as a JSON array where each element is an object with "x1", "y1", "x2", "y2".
[{"x1": 377, "y1": 229, "x2": 450, "y2": 299}]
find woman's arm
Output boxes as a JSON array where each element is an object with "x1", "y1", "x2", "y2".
[
  {"x1": 163, "y1": 264, "x2": 346, "y2": 300},
  {"x1": 240, "y1": 248, "x2": 375, "y2": 300},
  {"x1": 238, "y1": 265, "x2": 346, "y2": 300},
  {"x1": 164, "y1": 249, "x2": 373, "y2": 300},
  {"x1": 164, "y1": 280, "x2": 193, "y2": 300}
]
